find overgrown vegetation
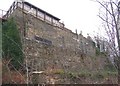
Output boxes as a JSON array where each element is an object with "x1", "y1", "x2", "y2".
[
  {"x1": 95, "y1": 47, "x2": 108, "y2": 56},
  {"x1": 2, "y1": 18, "x2": 24, "y2": 69},
  {"x1": 104, "y1": 58, "x2": 117, "y2": 72}
]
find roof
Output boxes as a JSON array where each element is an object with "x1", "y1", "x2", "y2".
[{"x1": 23, "y1": 1, "x2": 60, "y2": 21}]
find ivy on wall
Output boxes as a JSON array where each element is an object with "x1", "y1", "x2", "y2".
[{"x1": 2, "y1": 17, "x2": 24, "y2": 69}]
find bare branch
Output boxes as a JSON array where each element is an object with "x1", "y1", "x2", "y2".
[
  {"x1": 95, "y1": 0, "x2": 113, "y2": 16},
  {"x1": 97, "y1": 0, "x2": 120, "y2": 59},
  {"x1": 97, "y1": 15, "x2": 115, "y2": 26}
]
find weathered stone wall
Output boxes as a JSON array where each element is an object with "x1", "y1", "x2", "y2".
[
  {"x1": 9, "y1": 7, "x2": 95, "y2": 57},
  {"x1": 24, "y1": 39, "x2": 100, "y2": 84},
  {"x1": 2, "y1": 1, "x2": 118, "y2": 84},
  {"x1": 5, "y1": 7, "x2": 98, "y2": 84}
]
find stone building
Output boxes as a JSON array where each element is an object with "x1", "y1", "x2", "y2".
[
  {"x1": 3, "y1": 0, "x2": 96, "y2": 56},
  {"x1": 2, "y1": 0, "x2": 97, "y2": 83}
]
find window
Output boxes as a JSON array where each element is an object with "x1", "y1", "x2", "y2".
[
  {"x1": 11, "y1": 6, "x2": 14, "y2": 13},
  {"x1": 37, "y1": 11, "x2": 44, "y2": 20},
  {"x1": 14, "y1": 3, "x2": 17, "y2": 10},
  {"x1": 34, "y1": 36, "x2": 52, "y2": 45},
  {"x1": 53, "y1": 19, "x2": 58, "y2": 26},
  {"x1": 30, "y1": 8, "x2": 36, "y2": 16},
  {"x1": 45, "y1": 15, "x2": 51, "y2": 23},
  {"x1": 24, "y1": 4, "x2": 31, "y2": 11},
  {"x1": 17, "y1": 2, "x2": 22, "y2": 8}
]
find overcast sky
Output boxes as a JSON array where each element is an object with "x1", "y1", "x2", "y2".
[{"x1": 0, "y1": 0, "x2": 101, "y2": 37}]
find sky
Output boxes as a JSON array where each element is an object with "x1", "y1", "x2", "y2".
[{"x1": 0, "y1": 0, "x2": 101, "y2": 37}]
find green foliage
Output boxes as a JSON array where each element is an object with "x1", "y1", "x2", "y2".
[
  {"x1": 104, "y1": 63, "x2": 117, "y2": 72},
  {"x1": 93, "y1": 72, "x2": 104, "y2": 79},
  {"x1": 67, "y1": 72, "x2": 78, "y2": 79},
  {"x1": 95, "y1": 47, "x2": 100, "y2": 55},
  {"x1": 2, "y1": 18, "x2": 24, "y2": 69},
  {"x1": 104, "y1": 58, "x2": 117, "y2": 72},
  {"x1": 95, "y1": 47, "x2": 108, "y2": 56},
  {"x1": 92, "y1": 41, "x2": 96, "y2": 47},
  {"x1": 53, "y1": 69, "x2": 65, "y2": 75}
]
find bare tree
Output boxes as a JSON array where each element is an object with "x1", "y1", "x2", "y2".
[{"x1": 93, "y1": 0, "x2": 120, "y2": 67}]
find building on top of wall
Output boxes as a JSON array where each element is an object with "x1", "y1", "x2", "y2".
[{"x1": 2, "y1": 0, "x2": 96, "y2": 56}]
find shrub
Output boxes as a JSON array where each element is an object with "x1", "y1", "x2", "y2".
[{"x1": 2, "y1": 18, "x2": 24, "y2": 69}]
